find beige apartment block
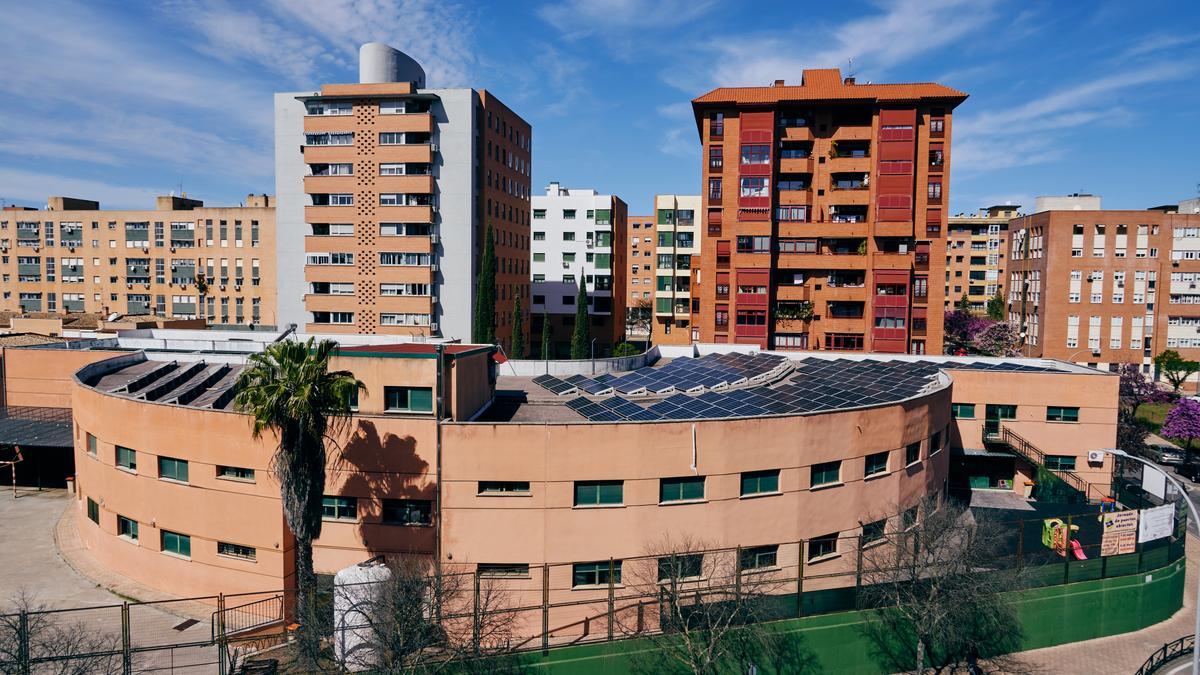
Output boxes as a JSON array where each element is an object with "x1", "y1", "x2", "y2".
[
  {"x1": 652, "y1": 194, "x2": 702, "y2": 344},
  {"x1": 945, "y1": 205, "x2": 1018, "y2": 312},
  {"x1": 0, "y1": 195, "x2": 275, "y2": 327}
]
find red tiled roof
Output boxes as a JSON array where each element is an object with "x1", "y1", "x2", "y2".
[{"x1": 692, "y1": 69, "x2": 967, "y2": 106}]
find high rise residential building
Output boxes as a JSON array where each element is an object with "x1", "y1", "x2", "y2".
[
  {"x1": 275, "y1": 43, "x2": 531, "y2": 350},
  {"x1": 624, "y1": 214, "x2": 655, "y2": 342},
  {"x1": 1007, "y1": 204, "x2": 1200, "y2": 380},
  {"x1": 530, "y1": 183, "x2": 627, "y2": 357},
  {"x1": 945, "y1": 205, "x2": 1019, "y2": 313},
  {"x1": 691, "y1": 70, "x2": 966, "y2": 354},
  {"x1": 0, "y1": 195, "x2": 275, "y2": 326},
  {"x1": 651, "y1": 194, "x2": 702, "y2": 344}
]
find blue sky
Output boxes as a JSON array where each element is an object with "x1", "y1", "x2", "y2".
[{"x1": 3, "y1": 0, "x2": 1199, "y2": 216}]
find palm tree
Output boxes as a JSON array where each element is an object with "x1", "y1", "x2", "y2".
[{"x1": 233, "y1": 337, "x2": 364, "y2": 665}]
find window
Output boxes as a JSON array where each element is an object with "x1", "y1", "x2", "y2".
[
  {"x1": 902, "y1": 507, "x2": 919, "y2": 530},
  {"x1": 810, "y1": 461, "x2": 841, "y2": 487},
  {"x1": 951, "y1": 403, "x2": 975, "y2": 419},
  {"x1": 322, "y1": 496, "x2": 358, "y2": 521},
  {"x1": 116, "y1": 446, "x2": 136, "y2": 471},
  {"x1": 1044, "y1": 455, "x2": 1077, "y2": 471},
  {"x1": 739, "y1": 545, "x2": 778, "y2": 570},
  {"x1": 740, "y1": 144, "x2": 770, "y2": 165},
  {"x1": 865, "y1": 451, "x2": 889, "y2": 477},
  {"x1": 478, "y1": 564, "x2": 530, "y2": 578},
  {"x1": 657, "y1": 554, "x2": 703, "y2": 581},
  {"x1": 739, "y1": 177, "x2": 769, "y2": 198},
  {"x1": 573, "y1": 561, "x2": 621, "y2": 587},
  {"x1": 118, "y1": 515, "x2": 138, "y2": 541},
  {"x1": 158, "y1": 457, "x2": 188, "y2": 483},
  {"x1": 161, "y1": 530, "x2": 191, "y2": 557},
  {"x1": 807, "y1": 533, "x2": 838, "y2": 561},
  {"x1": 384, "y1": 386, "x2": 434, "y2": 412},
  {"x1": 905, "y1": 442, "x2": 921, "y2": 465},
  {"x1": 478, "y1": 481, "x2": 530, "y2": 494},
  {"x1": 563, "y1": 209, "x2": 576, "y2": 219},
  {"x1": 710, "y1": 112, "x2": 724, "y2": 137},
  {"x1": 87, "y1": 497, "x2": 99, "y2": 524},
  {"x1": 562, "y1": 232, "x2": 575, "y2": 241},
  {"x1": 86, "y1": 433, "x2": 97, "y2": 456},
  {"x1": 660, "y1": 476, "x2": 705, "y2": 503},
  {"x1": 868, "y1": 516, "x2": 888, "y2": 542},
  {"x1": 217, "y1": 542, "x2": 256, "y2": 560},
  {"x1": 736, "y1": 236, "x2": 771, "y2": 253},
  {"x1": 708, "y1": 178, "x2": 722, "y2": 200},
  {"x1": 217, "y1": 466, "x2": 255, "y2": 482},
  {"x1": 574, "y1": 480, "x2": 623, "y2": 506},
  {"x1": 1046, "y1": 406, "x2": 1080, "y2": 423},
  {"x1": 740, "y1": 469, "x2": 780, "y2": 496},
  {"x1": 382, "y1": 499, "x2": 433, "y2": 526},
  {"x1": 533, "y1": 209, "x2": 546, "y2": 219}
]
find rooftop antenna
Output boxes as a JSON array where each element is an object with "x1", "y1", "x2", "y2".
[{"x1": 847, "y1": 58, "x2": 857, "y2": 80}]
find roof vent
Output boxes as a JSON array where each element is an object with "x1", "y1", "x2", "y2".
[
  {"x1": 844, "y1": 76, "x2": 856, "y2": 85},
  {"x1": 773, "y1": 79, "x2": 785, "y2": 87}
]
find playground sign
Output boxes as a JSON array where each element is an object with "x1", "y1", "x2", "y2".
[
  {"x1": 1101, "y1": 510, "x2": 1138, "y2": 556},
  {"x1": 1138, "y1": 504, "x2": 1174, "y2": 543}
]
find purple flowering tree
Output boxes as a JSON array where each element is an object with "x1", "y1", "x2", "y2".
[
  {"x1": 972, "y1": 321, "x2": 1023, "y2": 357},
  {"x1": 1162, "y1": 398, "x2": 1200, "y2": 453},
  {"x1": 1118, "y1": 363, "x2": 1167, "y2": 414},
  {"x1": 943, "y1": 310, "x2": 990, "y2": 355}
]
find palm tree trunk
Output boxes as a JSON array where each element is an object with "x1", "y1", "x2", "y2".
[{"x1": 295, "y1": 537, "x2": 321, "y2": 667}]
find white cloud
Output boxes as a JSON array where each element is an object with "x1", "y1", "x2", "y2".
[
  {"x1": 538, "y1": 0, "x2": 716, "y2": 38},
  {"x1": 0, "y1": 168, "x2": 173, "y2": 210}
]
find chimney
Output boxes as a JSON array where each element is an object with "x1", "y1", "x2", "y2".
[
  {"x1": 773, "y1": 79, "x2": 785, "y2": 87},
  {"x1": 844, "y1": 76, "x2": 856, "y2": 85}
]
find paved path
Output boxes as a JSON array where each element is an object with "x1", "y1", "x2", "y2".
[
  {"x1": 1012, "y1": 534, "x2": 1197, "y2": 674},
  {"x1": 0, "y1": 488, "x2": 218, "y2": 673}
]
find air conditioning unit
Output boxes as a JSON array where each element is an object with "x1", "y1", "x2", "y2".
[
  {"x1": 220, "y1": 285, "x2": 226, "y2": 291},
  {"x1": 430, "y1": 143, "x2": 439, "y2": 152},
  {"x1": 235, "y1": 284, "x2": 242, "y2": 291},
  {"x1": 430, "y1": 322, "x2": 439, "y2": 332},
  {"x1": 429, "y1": 234, "x2": 439, "y2": 244},
  {"x1": 430, "y1": 262, "x2": 439, "y2": 272},
  {"x1": 142, "y1": 246, "x2": 149, "y2": 253},
  {"x1": 143, "y1": 284, "x2": 150, "y2": 289},
  {"x1": 126, "y1": 283, "x2": 132, "y2": 289},
  {"x1": 1086, "y1": 450, "x2": 1105, "y2": 464}
]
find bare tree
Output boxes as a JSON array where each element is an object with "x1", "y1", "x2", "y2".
[
  {"x1": 0, "y1": 590, "x2": 122, "y2": 675},
  {"x1": 858, "y1": 498, "x2": 1027, "y2": 674},
  {"x1": 333, "y1": 558, "x2": 520, "y2": 674},
  {"x1": 624, "y1": 298, "x2": 653, "y2": 343},
  {"x1": 616, "y1": 536, "x2": 813, "y2": 675}
]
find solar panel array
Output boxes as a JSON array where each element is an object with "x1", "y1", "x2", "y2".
[
  {"x1": 927, "y1": 360, "x2": 1061, "y2": 373},
  {"x1": 563, "y1": 357, "x2": 944, "y2": 422},
  {"x1": 534, "y1": 352, "x2": 791, "y2": 398}
]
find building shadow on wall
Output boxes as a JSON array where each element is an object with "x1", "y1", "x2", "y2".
[{"x1": 333, "y1": 420, "x2": 435, "y2": 561}]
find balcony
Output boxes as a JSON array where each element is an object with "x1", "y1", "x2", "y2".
[
  {"x1": 873, "y1": 251, "x2": 915, "y2": 270},
  {"x1": 373, "y1": 113, "x2": 435, "y2": 134},
  {"x1": 779, "y1": 156, "x2": 814, "y2": 174},
  {"x1": 874, "y1": 221, "x2": 914, "y2": 238},
  {"x1": 831, "y1": 125, "x2": 873, "y2": 141}
]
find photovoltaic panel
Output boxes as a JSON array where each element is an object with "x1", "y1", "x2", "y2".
[{"x1": 533, "y1": 374, "x2": 577, "y2": 396}]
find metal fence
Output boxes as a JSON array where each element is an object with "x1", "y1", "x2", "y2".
[{"x1": 0, "y1": 506, "x2": 1188, "y2": 674}]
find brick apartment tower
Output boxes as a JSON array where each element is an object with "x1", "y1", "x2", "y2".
[
  {"x1": 691, "y1": 70, "x2": 966, "y2": 353},
  {"x1": 275, "y1": 43, "x2": 531, "y2": 351}
]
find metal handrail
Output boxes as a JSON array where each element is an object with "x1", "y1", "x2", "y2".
[
  {"x1": 1135, "y1": 634, "x2": 1194, "y2": 675},
  {"x1": 213, "y1": 594, "x2": 284, "y2": 639},
  {"x1": 996, "y1": 426, "x2": 1094, "y2": 498}
]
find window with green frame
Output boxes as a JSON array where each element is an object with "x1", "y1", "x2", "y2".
[
  {"x1": 862, "y1": 519, "x2": 886, "y2": 544},
  {"x1": 478, "y1": 481, "x2": 530, "y2": 494},
  {"x1": 158, "y1": 456, "x2": 189, "y2": 482},
  {"x1": 574, "y1": 480, "x2": 623, "y2": 506},
  {"x1": 382, "y1": 499, "x2": 432, "y2": 526},
  {"x1": 657, "y1": 554, "x2": 702, "y2": 581},
  {"x1": 118, "y1": 515, "x2": 138, "y2": 541},
  {"x1": 86, "y1": 497, "x2": 99, "y2": 524},
  {"x1": 594, "y1": 209, "x2": 612, "y2": 224},
  {"x1": 572, "y1": 561, "x2": 621, "y2": 587},
  {"x1": 865, "y1": 451, "x2": 889, "y2": 477},
  {"x1": 594, "y1": 230, "x2": 612, "y2": 246},
  {"x1": 86, "y1": 433, "x2": 97, "y2": 456},
  {"x1": 657, "y1": 209, "x2": 675, "y2": 225},
  {"x1": 807, "y1": 533, "x2": 838, "y2": 561},
  {"x1": 1046, "y1": 406, "x2": 1080, "y2": 423},
  {"x1": 1044, "y1": 455, "x2": 1077, "y2": 471},
  {"x1": 740, "y1": 469, "x2": 780, "y2": 496},
  {"x1": 951, "y1": 403, "x2": 975, "y2": 419},
  {"x1": 905, "y1": 442, "x2": 921, "y2": 465},
  {"x1": 116, "y1": 446, "x2": 136, "y2": 471},
  {"x1": 810, "y1": 461, "x2": 841, "y2": 487},
  {"x1": 739, "y1": 545, "x2": 778, "y2": 570},
  {"x1": 161, "y1": 530, "x2": 191, "y2": 557},
  {"x1": 384, "y1": 386, "x2": 433, "y2": 413},
  {"x1": 322, "y1": 496, "x2": 358, "y2": 520},
  {"x1": 594, "y1": 253, "x2": 611, "y2": 269},
  {"x1": 659, "y1": 476, "x2": 705, "y2": 503}
]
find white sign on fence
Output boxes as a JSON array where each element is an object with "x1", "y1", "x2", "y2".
[{"x1": 1138, "y1": 504, "x2": 1175, "y2": 543}]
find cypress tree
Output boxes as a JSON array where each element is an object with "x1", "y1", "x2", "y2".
[
  {"x1": 472, "y1": 224, "x2": 497, "y2": 344},
  {"x1": 510, "y1": 295, "x2": 525, "y2": 359},
  {"x1": 570, "y1": 276, "x2": 589, "y2": 359},
  {"x1": 540, "y1": 310, "x2": 552, "y2": 359}
]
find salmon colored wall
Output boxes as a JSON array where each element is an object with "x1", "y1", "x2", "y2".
[
  {"x1": 4, "y1": 347, "x2": 127, "y2": 407},
  {"x1": 947, "y1": 369, "x2": 1117, "y2": 493}
]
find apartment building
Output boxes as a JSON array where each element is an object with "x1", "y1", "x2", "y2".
[
  {"x1": 275, "y1": 43, "x2": 531, "y2": 351},
  {"x1": 0, "y1": 195, "x2": 275, "y2": 327},
  {"x1": 530, "y1": 183, "x2": 628, "y2": 357},
  {"x1": 691, "y1": 69, "x2": 966, "y2": 354},
  {"x1": 945, "y1": 205, "x2": 1019, "y2": 312},
  {"x1": 1007, "y1": 205, "x2": 1200, "y2": 376},
  {"x1": 651, "y1": 194, "x2": 702, "y2": 344},
  {"x1": 625, "y1": 214, "x2": 655, "y2": 343}
]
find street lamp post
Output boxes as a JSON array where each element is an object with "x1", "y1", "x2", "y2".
[{"x1": 1102, "y1": 448, "x2": 1198, "y2": 674}]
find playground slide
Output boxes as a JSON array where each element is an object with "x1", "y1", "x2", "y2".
[{"x1": 1070, "y1": 540, "x2": 1088, "y2": 560}]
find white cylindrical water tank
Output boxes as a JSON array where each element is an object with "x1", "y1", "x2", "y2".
[
  {"x1": 333, "y1": 560, "x2": 394, "y2": 672},
  {"x1": 359, "y1": 43, "x2": 426, "y2": 87}
]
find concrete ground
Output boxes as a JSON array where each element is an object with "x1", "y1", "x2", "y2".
[{"x1": 0, "y1": 488, "x2": 218, "y2": 673}]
